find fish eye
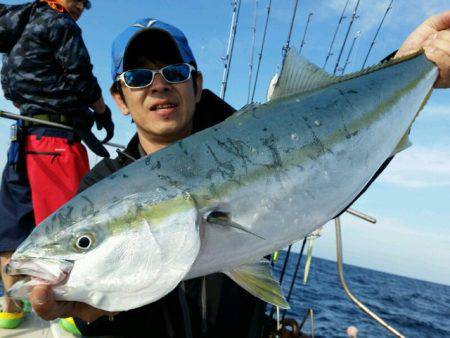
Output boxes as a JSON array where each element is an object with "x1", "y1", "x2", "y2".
[{"x1": 74, "y1": 233, "x2": 95, "y2": 251}]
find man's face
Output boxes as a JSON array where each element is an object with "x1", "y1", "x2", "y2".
[
  {"x1": 112, "y1": 60, "x2": 203, "y2": 146},
  {"x1": 60, "y1": 0, "x2": 87, "y2": 21}
]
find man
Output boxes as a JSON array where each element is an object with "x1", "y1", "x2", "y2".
[
  {"x1": 0, "y1": 0, "x2": 114, "y2": 329},
  {"x1": 57, "y1": 18, "x2": 265, "y2": 337},
  {"x1": 29, "y1": 9, "x2": 450, "y2": 337}
]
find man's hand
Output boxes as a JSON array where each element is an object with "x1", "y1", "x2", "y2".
[
  {"x1": 396, "y1": 10, "x2": 450, "y2": 88},
  {"x1": 30, "y1": 285, "x2": 117, "y2": 323},
  {"x1": 94, "y1": 105, "x2": 115, "y2": 144}
]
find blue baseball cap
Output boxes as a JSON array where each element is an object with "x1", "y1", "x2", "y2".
[{"x1": 111, "y1": 18, "x2": 197, "y2": 81}]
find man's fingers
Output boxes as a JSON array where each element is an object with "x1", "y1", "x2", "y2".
[
  {"x1": 30, "y1": 285, "x2": 116, "y2": 322},
  {"x1": 424, "y1": 10, "x2": 450, "y2": 32},
  {"x1": 30, "y1": 285, "x2": 71, "y2": 321},
  {"x1": 429, "y1": 37, "x2": 450, "y2": 56},
  {"x1": 423, "y1": 46, "x2": 450, "y2": 88}
]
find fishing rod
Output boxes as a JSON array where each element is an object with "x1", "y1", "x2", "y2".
[
  {"x1": 281, "y1": 0, "x2": 300, "y2": 65},
  {"x1": 247, "y1": 0, "x2": 259, "y2": 104},
  {"x1": 298, "y1": 12, "x2": 313, "y2": 55},
  {"x1": 323, "y1": 0, "x2": 351, "y2": 69},
  {"x1": 220, "y1": 0, "x2": 242, "y2": 100},
  {"x1": 361, "y1": 0, "x2": 394, "y2": 69},
  {"x1": 0, "y1": 110, "x2": 125, "y2": 149},
  {"x1": 250, "y1": 0, "x2": 272, "y2": 103},
  {"x1": 269, "y1": 239, "x2": 307, "y2": 320},
  {"x1": 340, "y1": 30, "x2": 361, "y2": 74},
  {"x1": 333, "y1": 0, "x2": 361, "y2": 75},
  {"x1": 281, "y1": 237, "x2": 307, "y2": 321},
  {"x1": 268, "y1": 244, "x2": 293, "y2": 318}
]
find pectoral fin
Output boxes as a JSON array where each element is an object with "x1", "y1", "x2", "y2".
[
  {"x1": 207, "y1": 211, "x2": 265, "y2": 240},
  {"x1": 224, "y1": 260, "x2": 290, "y2": 309}
]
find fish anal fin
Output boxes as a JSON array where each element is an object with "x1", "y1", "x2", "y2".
[
  {"x1": 224, "y1": 260, "x2": 290, "y2": 309},
  {"x1": 392, "y1": 130, "x2": 413, "y2": 156}
]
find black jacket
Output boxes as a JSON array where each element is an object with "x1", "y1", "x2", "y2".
[
  {"x1": 74, "y1": 90, "x2": 267, "y2": 338},
  {"x1": 1, "y1": 1, "x2": 102, "y2": 117}
]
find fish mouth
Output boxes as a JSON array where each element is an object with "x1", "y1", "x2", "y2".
[{"x1": 5, "y1": 257, "x2": 74, "y2": 285}]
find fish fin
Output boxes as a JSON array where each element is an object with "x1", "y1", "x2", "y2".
[
  {"x1": 206, "y1": 211, "x2": 265, "y2": 240},
  {"x1": 266, "y1": 72, "x2": 279, "y2": 101},
  {"x1": 391, "y1": 131, "x2": 412, "y2": 156},
  {"x1": 225, "y1": 260, "x2": 290, "y2": 309},
  {"x1": 269, "y1": 49, "x2": 336, "y2": 101}
]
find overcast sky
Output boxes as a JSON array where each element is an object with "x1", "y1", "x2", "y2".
[{"x1": 0, "y1": 0, "x2": 449, "y2": 285}]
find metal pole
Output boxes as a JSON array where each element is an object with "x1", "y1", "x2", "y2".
[
  {"x1": 361, "y1": 0, "x2": 394, "y2": 69},
  {"x1": 346, "y1": 208, "x2": 377, "y2": 223},
  {"x1": 247, "y1": 0, "x2": 259, "y2": 104},
  {"x1": 281, "y1": 0, "x2": 300, "y2": 64},
  {"x1": 335, "y1": 217, "x2": 405, "y2": 337},
  {"x1": 333, "y1": 0, "x2": 361, "y2": 75},
  {"x1": 220, "y1": 0, "x2": 242, "y2": 100},
  {"x1": 323, "y1": 0, "x2": 350, "y2": 69},
  {"x1": 298, "y1": 12, "x2": 313, "y2": 55},
  {"x1": 250, "y1": 0, "x2": 272, "y2": 103},
  {"x1": 340, "y1": 30, "x2": 361, "y2": 74},
  {"x1": 0, "y1": 110, "x2": 125, "y2": 149}
]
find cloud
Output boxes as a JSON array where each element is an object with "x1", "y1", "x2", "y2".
[
  {"x1": 303, "y1": 214, "x2": 450, "y2": 285},
  {"x1": 379, "y1": 146, "x2": 450, "y2": 188},
  {"x1": 421, "y1": 104, "x2": 449, "y2": 119}
]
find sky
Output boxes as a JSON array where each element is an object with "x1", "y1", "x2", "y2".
[{"x1": 0, "y1": 0, "x2": 449, "y2": 285}]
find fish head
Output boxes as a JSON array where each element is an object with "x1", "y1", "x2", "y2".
[{"x1": 7, "y1": 190, "x2": 201, "y2": 311}]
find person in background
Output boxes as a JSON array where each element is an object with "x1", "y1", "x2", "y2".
[
  {"x1": 0, "y1": 0, "x2": 113, "y2": 329},
  {"x1": 347, "y1": 326, "x2": 359, "y2": 338},
  {"x1": 23, "y1": 8, "x2": 450, "y2": 338}
]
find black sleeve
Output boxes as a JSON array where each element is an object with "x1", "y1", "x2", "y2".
[{"x1": 48, "y1": 15, "x2": 102, "y2": 105}]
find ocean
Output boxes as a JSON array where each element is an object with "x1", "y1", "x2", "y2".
[
  {"x1": 271, "y1": 251, "x2": 450, "y2": 337},
  {"x1": 1, "y1": 253, "x2": 449, "y2": 337}
]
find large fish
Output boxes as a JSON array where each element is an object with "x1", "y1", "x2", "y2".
[{"x1": 7, "y1": 50, "x2": 438, "y2": 311}]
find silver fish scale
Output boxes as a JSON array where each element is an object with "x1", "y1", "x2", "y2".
[
  {"x1": 12, "y1": 54, "x2": 438, "y2": 309},
  {"x1": 41, "y1": 54, "x2": 437, "y2": 278}
]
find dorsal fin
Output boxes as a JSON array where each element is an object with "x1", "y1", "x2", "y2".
[{"x1": 268, "y1": 49, "x2": 337, "y2": 101}]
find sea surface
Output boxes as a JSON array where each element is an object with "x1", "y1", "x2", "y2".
[
  {"x1": 270, "y1": 251, "x2": 450, "y2": 337},
  {"x1": 1, "y1": 253, "x2": 449, "y2": 337}
]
